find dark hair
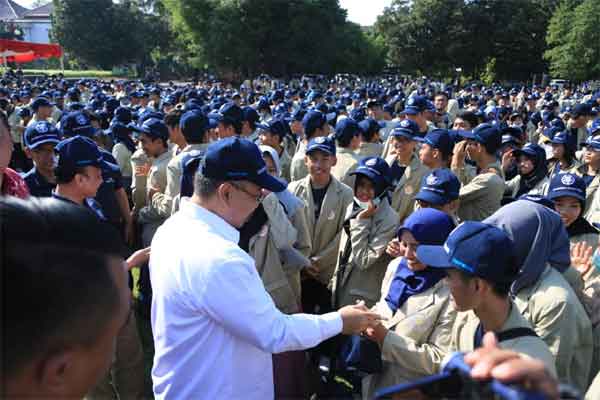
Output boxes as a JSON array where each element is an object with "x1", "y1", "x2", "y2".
[
  {"x1": 164, "y1": 109, "x2": 183, "y2": 128},
  {"x1": 336, "y1": 135, "x2": 353, "y2": 148},
  {"x1": 457, "y1": 269, "x2": 512, "y2": 297},
  {"x1": 456, "y1": 110, "x2": 479, "y2": 130},
  {"x1": 2, "y1": 197, "x2": 126, "y2": 379},
  {"x1": 435, "y1": 92, "x2": 449, "y2": 100},
  {"x1": 54, "y1": 165, "x2": 87, "y2": 184}
]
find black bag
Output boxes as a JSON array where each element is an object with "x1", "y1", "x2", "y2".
[{"x1": 339, "y1": 334, "x2": 383, "y2": 374}]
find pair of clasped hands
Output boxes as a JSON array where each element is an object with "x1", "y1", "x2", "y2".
[{"x1": 338, "y1": 300, "x2": 387, "y2": 336}]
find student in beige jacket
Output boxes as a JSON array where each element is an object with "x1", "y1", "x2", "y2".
[
  {"x1": 330, "y1": 118, "x2": 360, "y2": 188},
  {"x1": 356, "y1": 118, "x2": 384, "y2": 159},
  {"x1": 361, "y1": 208, "x2": 457, "y2": 399},
  {"x1": 331, "y1": 156, "x2": 399, "y2": 308},
  {"x1": 289, "y1": 136, "x2": 353, "y2": 314}
]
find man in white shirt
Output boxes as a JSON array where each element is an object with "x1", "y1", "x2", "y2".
[{"x1": 149, "y1": 137, "x2": 381, "y2": 399}]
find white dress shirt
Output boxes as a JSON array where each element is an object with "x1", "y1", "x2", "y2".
[{"x1": 149, "y1": 198, "x2": 343, "y2": 399}]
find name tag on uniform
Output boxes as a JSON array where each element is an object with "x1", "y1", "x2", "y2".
[{"x1": 327, "y1": 210, "x2": 336, "y2": 220}]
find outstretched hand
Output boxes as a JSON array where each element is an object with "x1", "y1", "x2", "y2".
[
  {"x1": 339, "y1": 300, "x2": 385, "y2": 335},
  {"x1": 571, "y1": 241, "x2": 593, "y2": 275}
]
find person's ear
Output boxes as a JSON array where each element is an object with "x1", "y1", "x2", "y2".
[
  {"x1": 218, "y1": 182, "x2": 232, "y2": 204},
  {"x1": 39, "y1": 350, "x2": 74, "y2": 396}
]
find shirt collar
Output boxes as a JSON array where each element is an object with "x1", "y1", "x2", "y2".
[
  {"x1": 180, "y1": 197, "x2": 240, "y2": 244},
  {"x1": 154, "y1": 150, "x2": 171, "y2": 164}
]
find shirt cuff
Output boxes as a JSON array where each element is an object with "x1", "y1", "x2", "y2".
[{"x1": 320, "y1": 311, "x2": 344, "y2": 339}]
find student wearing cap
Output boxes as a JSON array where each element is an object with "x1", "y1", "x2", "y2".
[
  {"x1": 289, "y1": 136, "x2": 353, "y2": 314},
  {"x1": 386, "y1": 120, "x2": 430, "y2": 223},
  {"x1": 158, "y1": 110, "x2": 211, "y2": 216},
  {"x1": 403, "y1": 96, "x2": 431, "y2": 137},
  {"x1": 109, "y1": 122, "x2": 135, "y2": 193},
  {"x1": 164, "y1": 108, "x2": 186, "y2": 155},
  {"x1": 134, "y1": 118, "x2": 173, "y2": 247},
  {"x1": 415, "y1": 168, "x2": 461, "y2": 220},
  {"x1": 362, "y1": 209, "x2": 457, "y2": 399},
  {"x1": 209, "y1": 101, "x2": 244, "y2": 139},
  {"x1": 258, "y1": 118, "x2": 292, "y2": 182},
  {"x1": 547, "y1": 129, "x2": 579, "y2": 178},
  {"x1": 574, "y1": 135, "x2": 600, "y2": 219},
  {"x1": 241, "y1": 106, "x2": 260, "y2": 142},
  {"x1": 485, "y1": 200, "x2": 593, "y2": 392},
  {"x1": 414, "y1": 221, "x2": 556, "y2": 376},
  {"x1": 149, "y1": 136, "x2": 382, "y2": 399},
  {"x1": 331, "y1": 157, "x2": 399, "y2": 308},
  {"x1": 356, "y1": 117, "x2": 385, "y2": 158},
  {"x1": 451, "y1": 123, "x2": 505, "y2": 221},
  {"x1": 330, "y1": 118, "x2": 361, "y2": 187},
  {"x1": 27, "y1": 96, "x2": 55, "y2": 127},
  {"x1": 22, "y1": 121, "x2": 61, "y2": 197},
  {"x1": 416, "y1": 128, "x2": 453, "y2": 170},
  {"x1": 504, "y1": 143, "x2": 549, "y2": 201},
  {"x1": 290, "y1": 110, "x2": 329, "y2": 182},
  {"x1": 289, "y1": 108, "x2": 306, "y2": 155}
]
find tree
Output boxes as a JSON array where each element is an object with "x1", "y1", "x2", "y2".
[
  {"x1": 545, "y1": 0, "x2": 599, "y2": 81},
  {"x1": 162, "y1": 0, "x2": 384, "y2": 78}
]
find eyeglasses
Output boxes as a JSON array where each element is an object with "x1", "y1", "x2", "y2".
[{"x1": 229, "y1": 181, "x2": 265, "y2": 203}]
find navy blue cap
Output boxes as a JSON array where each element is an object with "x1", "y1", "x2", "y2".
[
  {"x1": 350, "y1": 156, "x2": 392, "y2": 195},
  {"x1": 549, "y1": 129, "x2": 572, "y2": 145},
  {"x1": 291, "y1": 108, "x2": 307, "y2": 122},
  {"x1": 17, "y1": 107, "x2": 31, "y2": 118},
  {"x1": 242, "y1": 106, "x2": 260, "y2": 126},
  {"x1": 257, "y1": 118, "x2": 289, "y2": 139},
  {"x1": 390, "y1": 119, "x2": 420, "y2": 140},
  {"x1": 208, "y1": 102, "x2": 243, "y2": 126},
  {"x1": 415, "y1": 129, "x2": 453, "y2": 156},
  {"x1": 106, "y1": 121, "x2": 132, "y2": 139},
  {"x1": 31, "y1": 96, "x2": 54, "y2": 111},
  {"x1": 349, "y1": 107, "x2": 366, "y2": 122},
  {"x1": 548, "y1": 172, "x2": 586, "y2": 202},
  {"x1": 397, "y1": 208, "x2": 456, "y2": 245},
  {"x1": 572, "y1": 103, "x2": 591, "y2": 118},
  {"x1": 588, "y1": 119, "x2": 600, "y2": 136},
  {"x1": 403, "y1": 96, "x2": 427, "y2": 115},
  {"x1": 180, "y1": 110, "x2": 209, "y2": 139},
  {"x1": 23, "y1": 121, "x2": 61, "y2": 149},
  {"x1": 416, "y1": 221, "x2": 518, "y2": 283},
  {"x1": 60, "y1": 111, "x2": 98, "y2": 137},
  {"x1": 415, "y1": 169, "x2": 460, "y2": 205},
  {"x1": 302, "y1": 110, "x2": 327, "y2": 133},
  {"x1": 358, "y1": 117, "x2": 385, "y2": 136},
  {"x1": 306, "y1": 136, "x2": 336, "y2": 156},
  {"x1": 517, "y1": 194, "x2": 555, "y2": 209},
  {"x1": 585, "y1": 135, "x2": 600, "y2": 151},
  {"x1": 459, "y1": 123, "x2": 502, "y2": 151},
  {"x1": 513, "y1": 143, "x2": 544, "y2": 160},
  {"x1": 113, "y1": 106, "x2": 133, "y2": 124},
  {"x1": 133, "y1": 118, "x2": 169, "y2": 141},
  {"x1": 55, "y1": 135, "x2": 119, "y2": 173},
  {"x1": 185, "y1": 98, "x2": 204, "y2": 111},
  {"x1": 201, "y1": 136, "x2": 286, "y2": 192},
  {"x1": 334, "y1": 118, "x2": 361, "y2": 142}
]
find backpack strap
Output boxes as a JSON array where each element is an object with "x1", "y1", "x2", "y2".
[{"x1": 496, "y1": 327, "x2": 538, "y2": 342}]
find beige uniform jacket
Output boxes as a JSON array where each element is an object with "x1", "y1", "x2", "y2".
[
  {"x1": 451, "y1": 304, "x2": 557, "y2": 377},
  {"x1": 454, "y1": 161, "x2": 505, "y2": 221},
  {"x1": 355, "y1": 142, "x2": 384, "y2": 159},
  {"x1": 112, "y1": 142, "x2": 133, "y2": 178},
  {"x1": 153, "y1": 143, "x2": 209, "y2": 218},
  {"x1": 289, "y1": 176, "x2": 353, "y2": 285},
  {"x1": 290, "y1": 146, "x2": 309, "y2": 182},
  {"x1": 331, "y1": 200, "x2": 399, "y2": 308},
  {"x1": 362, "y1": 259, "x2": 457, "y2": 399},
  {"x1": 387, "y1": 154, "x2": 430, "y2": 224},
  {"x1": 249, "y1": 194, "x2": 301, "y2": 314},
  {"x1": 514, "y1": 266, "x2": 593, "y2": 392},
  {"x1": 330, "y1": 147, "x2": 360, "y2": 188},
  {"x1": 138, "y1": 150, "x2": 172, "y2": 224},
  {"x1": 505, "y1": 175, "x2": 549, "y2": 199},
  {"x1": 130, "y1": 148, "x2": 150, "y2": 213},
  {"x1": 278, "y1": 147, "x2": 292, "y2": 183}
]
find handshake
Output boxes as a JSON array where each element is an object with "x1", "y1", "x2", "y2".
[{"x1": 338, "y1": 300, "x2": 385, "y2": 335}]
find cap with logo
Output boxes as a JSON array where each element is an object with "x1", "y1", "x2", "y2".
[
  {"x1": 60, "y1": 111, "x2": 98, "y2": 138},
  {"x1": 459, "y1": 123, "x2": 502, "y2": 152},
  {"x1": 302, "y1": 110, "x2": 327, "y2": 134},
  {"x1": 306, "y1": 136, "x2": 336, "y2": 156},
  {"x1": 257, "y1": 118, "x2": 289, "y2": 139},
  {"x1": 585, "y1": 135, "x2": 600, "y2": 151},
  {"x1": 350, "y1": 156, "x2": 392, "y2": 197},
  {"x1": 416, "y1": 221, "x2": 518, "y2": 284},
  {"x1": 390, "y1": 119, "x2": 420, "y2": 140},
  {"x1": 55, "y1": 135, "x2": 119, "y2": 174},
  {"x1": 358, "y1": 117, "x2": 385, "y2": 136},
  {"x1": 547, "y1": 172, "x2": 586, "y2": 202},
  {"x1": 24, "y1": 121, "x2": 61, "y2": 149},
  {"x1": 208, "y1": 102, "x2": 243, "y2": 127},
  {"x1": 415, "y1": 129, "x2": 453, "y2": 156},
  {"x1": 415, "y1": 168, "x2": 460, "y2": 205},
  {"x1": 201, "y1": 136, "x2": 286, "y2": 193},
  {"x1": 403, "y1": 96, "x2": 427, "y2": 115}
]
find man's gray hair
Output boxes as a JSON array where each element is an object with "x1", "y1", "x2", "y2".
[{"x1": 193, "y1": 172, "x2": 222, "y2": 198}]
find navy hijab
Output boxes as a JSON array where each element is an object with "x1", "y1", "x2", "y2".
[{"x1": 385, "y1": 208, "x2": 456, "y2": 313}]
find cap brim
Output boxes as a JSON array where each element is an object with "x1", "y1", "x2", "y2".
[
  {"x1": 458, "y1": 130, "x2": 476, "y2": 139},
  {"x1": 251, "y1": 172, "x2": 286, "y2": 192},
  {"x1": 390, "y1": 130, "x2": 415, "y2": 140},
  {"x1": 207, "y1": 112, "x2": 224, "y2": 122},
  {"x1": 414, "y1": 189, "x2": 446, "y2": 205},
  {"x1": 403, "y1": 108, "x2": 419, "y2": 115},
  {"x1": 547, "y1": 189, "x2": 585, "y2": 202},
  {"x1": 415, "y1": 245, "x2": 453, "y2": 268},
  {"x1": 27, "y1": 137, "x2": 60, "y2": 149},
  {"x1": 306, "y1": 145, "x2": 335, "y2": 156}
]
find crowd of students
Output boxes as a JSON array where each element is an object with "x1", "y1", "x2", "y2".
[{"x1": 2, "y1": 72, "x2": 600, "y2": 399}]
